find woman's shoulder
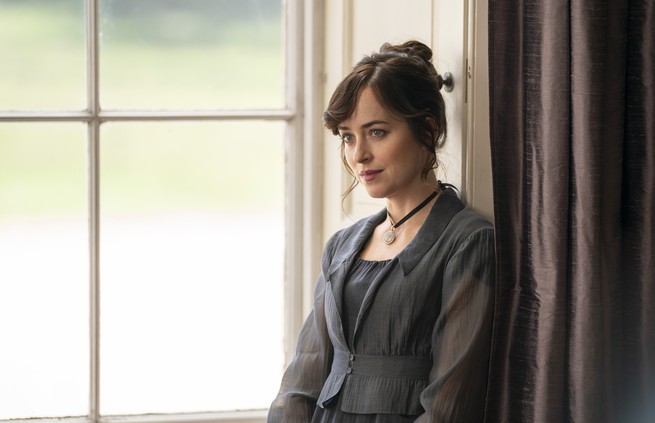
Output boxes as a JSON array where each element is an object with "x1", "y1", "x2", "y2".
[
  {"x1": 430, "y1": 188, "x2": 493, "y2": 245},
  {"x1": 441, "y1": 204, "x2": 495, "y2": 255},
  {"x1": 434, "y1": 188, "x2": 493, "y2": 236},
  {"x1": 451, "y1": 205, "x2": 494, "y2": 233}
]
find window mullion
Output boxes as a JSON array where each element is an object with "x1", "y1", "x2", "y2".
[
  {"x1": 87, "y1": 0, "x2": 100, "y2": 421},
  {"x1": 88, "y1": 119, "x2": 101, "y2": 423},
  {"x1": 282, "y1": 0, "x2": 305, "y2": 368},
  {"x1": 88, "y1": 0, "x2": 99, "y2": 115}
]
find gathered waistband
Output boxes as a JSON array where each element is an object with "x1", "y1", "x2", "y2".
[{"x1": 331, "y1": 350, "x2": 432, "y2": 379}]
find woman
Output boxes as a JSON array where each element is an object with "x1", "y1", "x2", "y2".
[{"x1": 268, "y1": 40, "x2": 495, "y2": 422}]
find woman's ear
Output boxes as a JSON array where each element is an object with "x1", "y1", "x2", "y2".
[
  {"x1": 424, "y1": 117, "x2": 439, "y2": 145},
  {"x1": 425, "y1": 117, "x2": 438, "y2": 135}
]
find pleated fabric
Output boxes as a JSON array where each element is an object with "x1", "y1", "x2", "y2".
[{"x1": 487, "y1": 0, "x2": 655, "y2": 421}]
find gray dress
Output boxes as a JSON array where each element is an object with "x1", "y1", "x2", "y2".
[{"x1": 268, "y1": 189, "x2": 495, "y2": 422}]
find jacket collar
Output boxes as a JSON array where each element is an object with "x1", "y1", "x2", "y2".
[
  {"x1": 396, "y1": 188, "x2": 465, "y2": 275},
  {"x1": 327, "y1": 188, "x2": 465, "y2": 279}
]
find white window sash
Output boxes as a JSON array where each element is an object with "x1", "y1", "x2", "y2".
[{"x1": 0, "y1": 0, "x2": 323, "y2": 421}]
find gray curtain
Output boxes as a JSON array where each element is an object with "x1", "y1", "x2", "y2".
[{"x1": 486, "y1": 0, "x2": 654, "y2": 422}]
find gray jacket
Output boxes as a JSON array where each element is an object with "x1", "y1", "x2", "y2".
[{"x1": 268, "y1": 189, "x2": 495, "y2": 422}]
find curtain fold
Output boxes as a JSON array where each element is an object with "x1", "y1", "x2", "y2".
[{"x1": 486, "y1": 1, "x2": 654, "y2": 422}]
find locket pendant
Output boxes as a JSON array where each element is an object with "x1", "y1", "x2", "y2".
[{"x1": 383, "y1": 229, "x2": 396, "y2": 245}]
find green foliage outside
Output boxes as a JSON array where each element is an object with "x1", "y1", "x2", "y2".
[{"x1": 0, "y1": 0, "x2": 285, "y2": 218}]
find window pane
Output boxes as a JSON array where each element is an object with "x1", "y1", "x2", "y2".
[
  {"x1": 100, "y1": 0, "x2": 284, "y2": 110},
  {"x1": 0, "y1": 0, "x2": 85, "y2": 110},
  {"x1": 0, "y1": 124, "x2": 88, "y2": 419},
  {"x1": 99, "y1": 122, "x2": 285, "y2": 414}
]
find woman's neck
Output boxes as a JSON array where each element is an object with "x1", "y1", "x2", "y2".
[{"x1": 385, "y1": 176, "x2": 439, "y2": 221}]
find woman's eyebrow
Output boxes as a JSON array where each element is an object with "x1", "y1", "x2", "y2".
[
  {"x1": 338, "y1": 120, "x2": 390, "y2": 131},
  {"x1": 362, "y1": 120, "x2": 390, "y2": 128}
]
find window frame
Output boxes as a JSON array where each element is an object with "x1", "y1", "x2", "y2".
[{"x1": 0, "y1": 0, "x2": 322, "y2": 421}]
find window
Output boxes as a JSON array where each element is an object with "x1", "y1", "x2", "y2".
[{"x1": 0, "y1": 0, "x2": 306, "y2": 421}]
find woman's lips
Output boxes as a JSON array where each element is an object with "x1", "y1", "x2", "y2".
[{"x1": 359, "y1": 170, "x2": 383, "y2": 182}]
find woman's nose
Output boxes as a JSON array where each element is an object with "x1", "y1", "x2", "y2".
[{"x1": 353, "y1": 139, "x2": 370, "y2": 163}]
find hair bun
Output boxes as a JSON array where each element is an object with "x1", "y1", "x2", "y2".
[
  {"x1": 380, "y1": 40, "x2": 433, "y2": 64},
  {"x1": 379, "y1": 40, "x2": 442, "y2": 88}
]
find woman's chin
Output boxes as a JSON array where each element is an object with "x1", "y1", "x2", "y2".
[{"x1": 361, "y1": 187, "x2": 387, "y2": 200}]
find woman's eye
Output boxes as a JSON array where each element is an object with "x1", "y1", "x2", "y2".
[
  {"x1": 341, "y1": 133, "x2": 354, "y2": 143},
  {"x1": 370, "y1": 129, "x2": 385, "y2": 138}
]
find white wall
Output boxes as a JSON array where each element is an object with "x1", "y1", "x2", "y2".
[{"x1": 466, "y1": 0, "x2": 494, "y2": 220}]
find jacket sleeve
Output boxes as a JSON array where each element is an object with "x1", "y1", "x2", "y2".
[
  {"x1": 415, "y1": 227, "x2": 495, "y2": 423},
  {"x1": 267, "y1": 241, "x2": 335, "y2": 423}
]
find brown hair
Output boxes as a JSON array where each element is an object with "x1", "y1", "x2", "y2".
[{"x1": 323, "y1": 40, "x2": 448, "y2": 198}]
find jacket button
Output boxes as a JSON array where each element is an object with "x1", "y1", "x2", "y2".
[
  {"x1": 349, "y1": 354, "x2": 355, "y2": 361},
  {"x1": 346, "y1": 367, "x2": 352, "y2": 374}
]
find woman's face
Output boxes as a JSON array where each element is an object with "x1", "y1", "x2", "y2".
[{"x1": 338, "y1": 87, "x2": 429, "y2": 201}]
